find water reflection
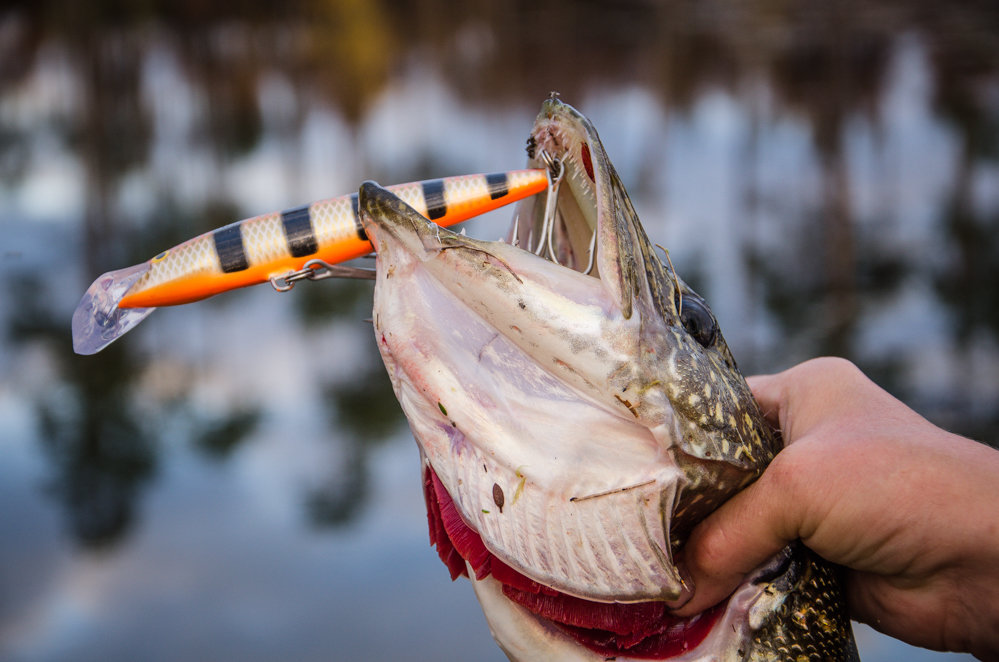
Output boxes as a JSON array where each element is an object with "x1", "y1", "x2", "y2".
[
  {"x1": 308, "y1": 331, "x2": 404, "y2": 528},
  {"x1": 34, "y1": 352, "x2": 156, "y2": 549},
  {"x1": 5, "y1": 264, "x2": 152, "y2": 548},
  {"x1": 1, "y1": 1, "x2": 997, "y2": 659}
]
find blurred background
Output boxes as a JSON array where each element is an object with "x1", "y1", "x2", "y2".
[{"x1": 1, "y1": 0, "x2": 997, "y2": 660}]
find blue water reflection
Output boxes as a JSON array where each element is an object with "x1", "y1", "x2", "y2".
[{"x1": 2, "y1": 2, "x2": 996, "y2": 659}]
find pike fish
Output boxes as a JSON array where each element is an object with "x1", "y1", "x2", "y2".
[{"x1": 357, "y1": 98, "x2": 859, "y2": 660}]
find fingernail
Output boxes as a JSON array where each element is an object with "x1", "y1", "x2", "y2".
[{"x1": 664, "y1": 560, "x2": 694, "y2": 610}]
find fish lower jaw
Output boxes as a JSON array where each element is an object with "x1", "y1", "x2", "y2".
[{"x1": 424, "y1": 464, "x2": 760, "y2": 661}]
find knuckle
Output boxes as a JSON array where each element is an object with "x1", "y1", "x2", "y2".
[
  {"x1": 691, "y1": 524, "x2": 734, "y2": 575},
  {"x1": 799, "y1": 356, "x2": 862, "y2": 387}
]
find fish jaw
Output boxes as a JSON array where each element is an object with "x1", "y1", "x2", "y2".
[
  {"x1": 359, "y1": 180, "x2": 688, "y2": 601},
  {"x1": 358, "y1": 179, "x2": 658, "y2": 422}
]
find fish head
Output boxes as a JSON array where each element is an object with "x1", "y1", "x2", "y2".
[
  {"x1": 358, "y1": 98, "x2": 854, "y2": 660},
  {"x1": 520, "y1": 97, "x2": 780, "y2": 527}
]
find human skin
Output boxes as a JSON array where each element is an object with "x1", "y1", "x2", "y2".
[{"x1": 670, "y1": 357, "x2": 999, "y2": 660}]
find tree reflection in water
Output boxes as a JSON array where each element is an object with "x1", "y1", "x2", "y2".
[{"x1": 303, "y1": 278, "x2": 405, "y2": 529}]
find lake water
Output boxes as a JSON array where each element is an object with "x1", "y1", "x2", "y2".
[{"x1": 1, "y1": 2, "x2": 996, "y2": 660}]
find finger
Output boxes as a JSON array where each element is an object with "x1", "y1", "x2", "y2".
[
  {"x1": 670, "y1": 455, "x2": 800, "y2": 616},
  {"x1": 748, "y1": 357, "x2": 864, "y2": 443},
  {"x1": 746, "y1": 373, "x2": 783, "y2": 430}
]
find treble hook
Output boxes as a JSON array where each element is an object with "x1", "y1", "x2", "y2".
[
  {"x1": 582, "y1": 227, "x2": 598, "y2": 276},
  {"x1": 536, "y1": 150, "x2": 565, "y2": 263}
]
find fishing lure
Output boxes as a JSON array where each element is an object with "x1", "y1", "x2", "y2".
[{"x1": 72, "y1": 169, "x2": 549, "y2": 355}]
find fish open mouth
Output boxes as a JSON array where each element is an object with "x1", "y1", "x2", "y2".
[
  {"x1": 359, "y1": 97, "x2": 791, "y2": 659},
  {"x1": 424, "y1": 464, "x2": 726, "y2": 659},
  {"x1": 412, "y1": 100, "x2": 726, "y2": 658}
]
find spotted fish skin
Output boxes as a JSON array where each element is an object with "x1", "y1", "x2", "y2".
[
  {"x1": 749, "y1": 545, "x2": 859, "y2": 661},
  {"x1": 359, "y1": 98, "x2": 859, "y2": 661},
  {"x1": 118, "y1": 169, "x2": 547, "y2": 309}
]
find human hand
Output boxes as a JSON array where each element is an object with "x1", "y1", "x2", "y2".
[{"x1": 671, "y1": 357, "x2": 999, "y2": 659}]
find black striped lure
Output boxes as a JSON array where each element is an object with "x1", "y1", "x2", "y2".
[{"x1": 72, "y1": 169, "x2": 548, "y2": 354}]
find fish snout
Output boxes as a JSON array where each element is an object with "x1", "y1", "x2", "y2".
[{"x1": 358, "y1": 180, "x2": 423, "y2": 253}]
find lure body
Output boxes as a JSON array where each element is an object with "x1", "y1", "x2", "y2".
[
  {"x1": 72, "y1": 169, "x2": 548, "y2": 354},
  {"x1": 121, "y1": 169, "x2": 547, "y2": 308}
]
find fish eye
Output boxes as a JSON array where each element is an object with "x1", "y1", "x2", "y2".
[{"x1": 678, "y1": 294, "x2": 717, "y2": 348}]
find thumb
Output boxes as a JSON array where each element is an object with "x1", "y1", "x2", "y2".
[
  {"x1": 670, "y1": 453, "x2": 801, "y2": 616},
  {"x1": 672, "y1": 358, "x2": 865, "y2": 616}
]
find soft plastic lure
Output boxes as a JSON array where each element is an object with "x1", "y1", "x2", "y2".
[{"x1": 72, "y1": 169, "x2": 548, "y2": 355}]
